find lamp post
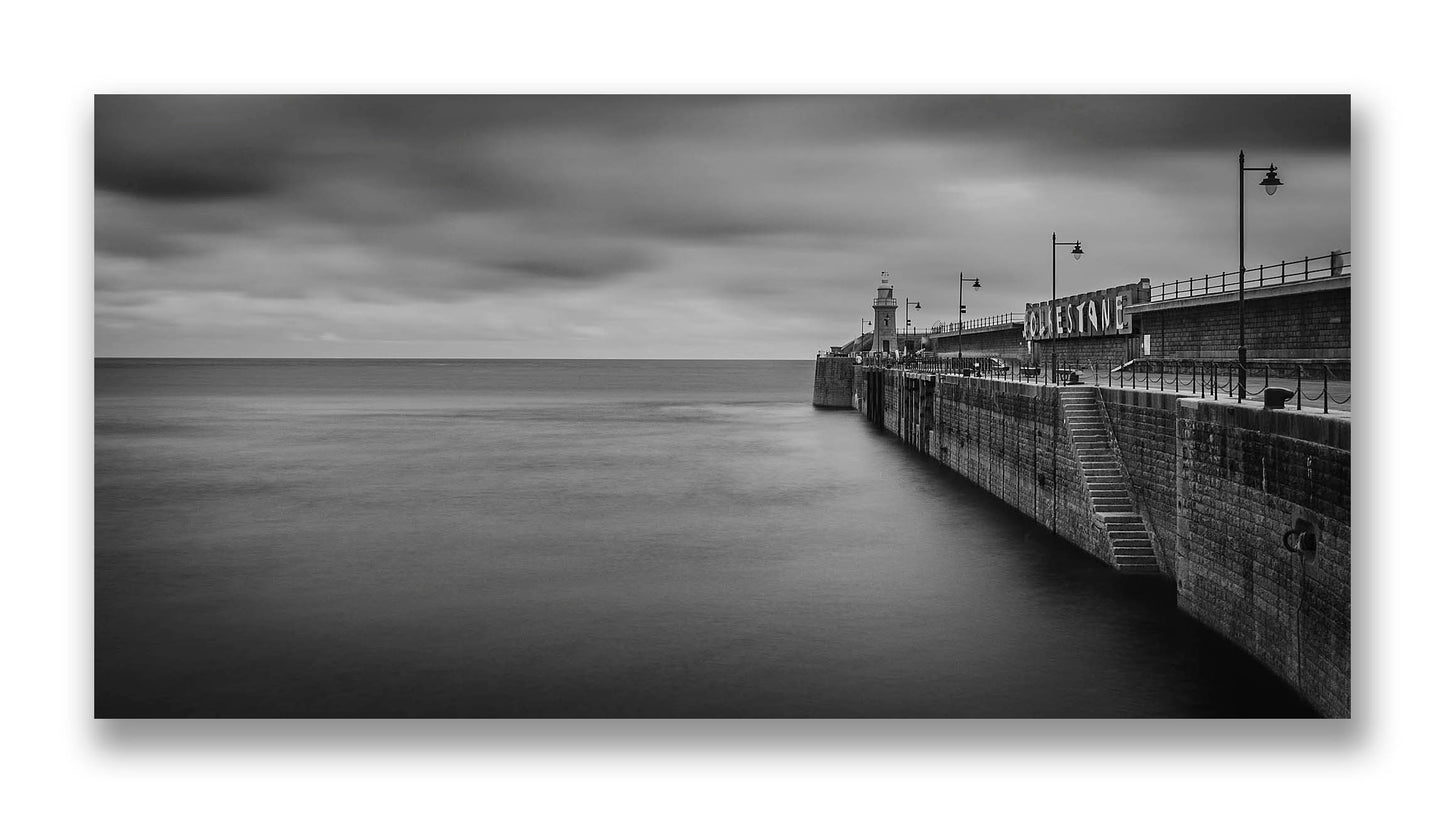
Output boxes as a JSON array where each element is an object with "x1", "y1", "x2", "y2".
[
  {"x1": 958, "y1": 275, "x2": 982, "y2": 359},
  {"x1": 903, "y1": 297, "x2": 922, "y2": 352},
  {"x1": 860, "y1": 318, "x2": 871, "y2": 350},
  {"x1": 1238, "y1": 151, "x2": 1283, "y2": 402},
  {"x1": 1050, "y1": 233, "x2": 1084, "y2": 384}
]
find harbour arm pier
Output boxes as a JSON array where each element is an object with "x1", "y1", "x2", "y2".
[{"x1": 814, "y1": 263, "x2": 1351, "y2": 717}]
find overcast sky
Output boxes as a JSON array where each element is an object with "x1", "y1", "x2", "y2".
[{"x1": 94, "y1": 95, "x2": 1349, "y2": 358}]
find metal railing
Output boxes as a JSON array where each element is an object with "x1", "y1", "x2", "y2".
[
  {"x1": 856, "y1": 355, "x2": 1351, "y2": 413},
  {"x1": 928, "y1": 313, "x2": 1026, "y2": 335},
  {"x1": 1151, "y1": 251, "x2": 1350, "y2": 303},
  {"x1": 1108, "y1": 358, "x2": 1351, "y2": 413}
]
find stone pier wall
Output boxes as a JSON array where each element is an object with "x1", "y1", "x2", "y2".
[
  {"x1": 850, "y1": 366, "x2": 1350, "y2": 717},
  {"x1": 811, "y1": 356, "x2": 855, "y2": 408},
  {"x1": 1175, "y1": 400, "x2": 1351, "y2": 718}
]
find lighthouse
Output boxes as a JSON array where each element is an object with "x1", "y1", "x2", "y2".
[{"x1": 872, "y1": 272, "x2": 898, "y2": 355}]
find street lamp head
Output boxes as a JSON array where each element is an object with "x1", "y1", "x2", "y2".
[
  {"x1": 1260, "y1": 164, "x2": 1282, "y2": 196},
  {"x1": 913, "y1": 301, "x2": 921, "y2": 309},
  {"x1": 1071, "y1": 242, "x2": 1084, "y2": 260},
  {"x1": 972, "y1": 280, "x2": 981, "y2": 289}
]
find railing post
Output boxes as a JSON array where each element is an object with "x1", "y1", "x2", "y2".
[
  {"x1": 1296, "y1": 364, "x2": 1303, "y2": 411},
  {"x1": 1323, "y1": 365, "x2": 1330, "y2": 414}
]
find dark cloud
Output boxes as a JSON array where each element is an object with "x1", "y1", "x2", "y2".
[
  {"x1": 93, "y1": 95, "x2": 1350, "y2": 357},
  {"x1": 881, "y1": 94, "x2": 1350, "y2": 153},
  {"x1": 95, "y1": 96, "x2": 300, "y2": 199}
]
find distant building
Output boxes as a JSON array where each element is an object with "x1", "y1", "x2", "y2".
[{"x1": 872, "y1": 273, "x2": 898, "y2": 354}]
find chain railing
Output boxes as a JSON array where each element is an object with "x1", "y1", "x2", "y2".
[
  {"x1": 1106, "y1": 359, "x2": 1351, "y2": 413},
  {"x1": 856, "y1": 355, "x2": 1351, "y2": 413},
  {"x1": 1151, "y1": 251, "x2": 1350, "y2": 303}
]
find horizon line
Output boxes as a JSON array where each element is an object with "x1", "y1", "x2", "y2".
[{"x1": 93, "y1": 355, "x2": 811, "y2": 361}]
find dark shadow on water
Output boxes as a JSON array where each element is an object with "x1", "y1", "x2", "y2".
[{"x1": 866, "y1": 421, "x2": 1321, "y2": 720}]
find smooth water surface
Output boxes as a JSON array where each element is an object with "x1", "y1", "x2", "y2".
[{"x1": 95, "y1": 359, "x2": 1313, "y2": 717}]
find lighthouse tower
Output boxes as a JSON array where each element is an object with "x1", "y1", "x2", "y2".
[{"x1": 872, "y1": 272, "x2": 899, "y2": 355}]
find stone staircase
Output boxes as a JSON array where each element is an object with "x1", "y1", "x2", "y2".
[{"x1": 1058, "y1": 387, "x2": 1160, "y2": 575}]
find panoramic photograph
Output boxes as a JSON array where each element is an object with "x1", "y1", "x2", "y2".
[{"x1": 94, "y1": 94, "x2": 1350, "y2": 718}]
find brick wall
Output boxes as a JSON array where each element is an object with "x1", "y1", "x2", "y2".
[
  {"x1": 1134, "y1": 285, "x2": 1349, "y2": 360},
  {"x1": 1175, "y1": 400, "x2": 1351, "y2": 717},
  {"x1": 811, "y1": 356, "x2": 855, "y2": 408},
  {"x1": 1099, "y1": 389, "x2": 1185, "y2": 577},
  {"x1": 857, "y1": 369, "x2": 1109, "y2": 565},
  {"x1": 930, "y1": 325, "x2": 1029, "y2": 361},
  {"x1": 1036, "y1": 334, "x2": 1137, "y2": 371}
]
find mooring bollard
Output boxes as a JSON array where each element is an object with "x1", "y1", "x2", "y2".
[{"x1": 1263, "y1": 387, "x2": 1293, "y2": 409}]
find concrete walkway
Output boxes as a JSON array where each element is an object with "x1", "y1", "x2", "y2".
[
  {"x1": 1044, "y1": 368, "x2": 1353, "y2": 414},
  {"x1": 879, "y1": 363, "x2": 1353, "y2": 413}
]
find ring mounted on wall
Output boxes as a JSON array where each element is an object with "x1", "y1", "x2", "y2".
[{"x1": 1282, "y1": 516, "x2": 1319, "y2": 563}]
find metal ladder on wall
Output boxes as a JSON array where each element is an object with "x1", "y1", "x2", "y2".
[{"x1": 1058, "y1": 387, "x2": 1161, "y2": 575}]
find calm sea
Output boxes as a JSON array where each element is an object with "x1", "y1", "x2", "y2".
[{"x1": 94, "y1": 358, "x2": 1312, "y2": 717}]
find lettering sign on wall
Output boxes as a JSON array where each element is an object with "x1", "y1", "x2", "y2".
[{"x1": 1022, "y1": 280, "x2": 1149, "y2": 340}]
